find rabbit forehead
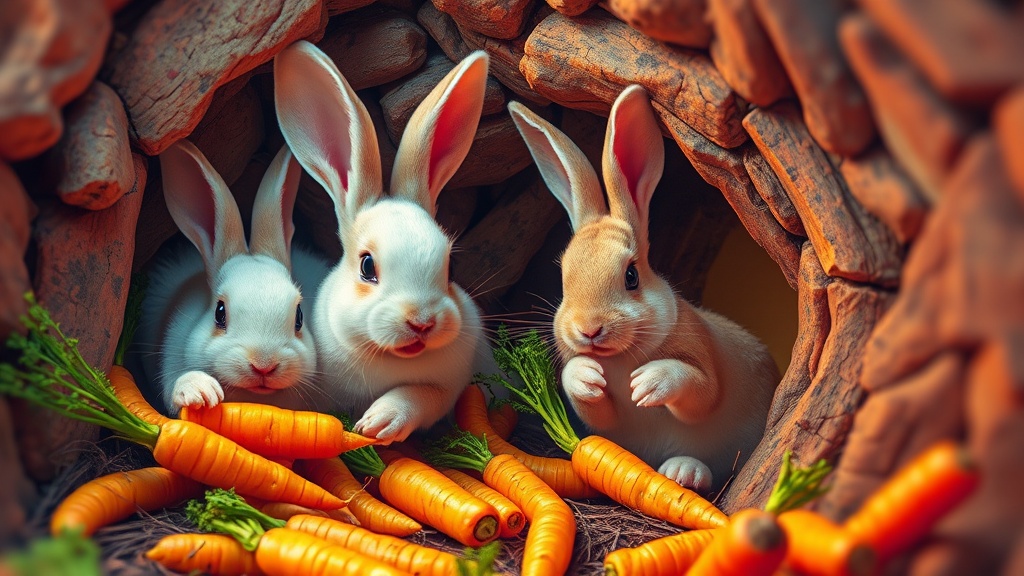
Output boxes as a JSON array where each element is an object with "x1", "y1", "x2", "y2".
[
  {"x1": 350, "y1": 199, "x2": 451, "y2": 270},
  {"x1": 563, "y1": 217, "x2": 637, "y2": 274},
  {"x1": 213, "y1": 255, "x2": 302, "y2": 324}
]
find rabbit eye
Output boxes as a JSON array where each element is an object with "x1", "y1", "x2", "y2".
[
  {"x1": 359, "y1": 253, "x2": 378, "y2": 283},
  {"x1": 625, "y1": 263, "x2": 639, "y2": 291},
  {"x1": 295, "y1": 303, "x2": 303, "y2": 332},
  {"x1": 215, "y1": 300, "x2": 227, "y2": 330}
]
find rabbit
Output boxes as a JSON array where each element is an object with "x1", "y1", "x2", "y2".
[
  {"x1": 272, "y1": 40, "x2": 490, "y2": 444},
  {"x1": 507, "y1": 85, "x2": 780, "y2": 493},
  {"x1": 131, "y1": 139, "x2": 329, "y2": 417}
]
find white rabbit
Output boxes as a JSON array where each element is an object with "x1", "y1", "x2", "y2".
[
  {"x1": 508, "y1": 86, "x2": 780, "y2": 493},
  {"x1": 132, "y1": 140, "x2": 328, "y2": 416},
  {"x1": 272, "y1": 40, "x2": 489, "y2": 444}
]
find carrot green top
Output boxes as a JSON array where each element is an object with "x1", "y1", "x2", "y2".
[
  {"x1": 336, "y1": 413, "x2": 387, "y2": 478},
  {"x1": 763, "y1": 450, "x2": 833, "y2": 515},
  {"x1": 424, "y1": 429, "x2": 494, "y2": 474},
  {"x1": 187, "y1": 488, "x2": 286, "y2": 551}
]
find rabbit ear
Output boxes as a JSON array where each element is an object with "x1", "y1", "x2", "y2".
[
  {"x1": 160, "y1": 139, "x2": 247, "y2": 275},
  {"x1": 274, "y1": 40, "x2": 382, "y2": 232},
  {"x1": 603, "y1": 85, "x2": 664, "y2": 242},
  {"x1": 508, "y1": 101, "x2": 605, "y2": 231},
  {"x1": 249, "y1": 145, "x2": 300, "y2": 269},
  {"x1": 390, "y1": 51, "x2": 489, "y2": 215}
]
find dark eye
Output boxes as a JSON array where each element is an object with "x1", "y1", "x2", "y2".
[
  {"x1": 215, "y1": 300, "x2": 227, "y2": 329},
  {"x1": 625, "y1": 263, "x2": 639, "y2": 291},
  {"x1": 295, "y1": 303, "x2": 303, "y2": 332},
  {"x1": 359, "y1": 253, "x2": 378, "y2": 283}
]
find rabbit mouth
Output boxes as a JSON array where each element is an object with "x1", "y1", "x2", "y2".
[{"x1": 393, "y1": 340, "x2": 427, "y2": 357}]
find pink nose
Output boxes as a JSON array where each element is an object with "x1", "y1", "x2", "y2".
[
  {"x1": 250, "y1": 362, "x2": 279, "y2": 376},
  {"x1": 407, "y1": 319, "x2": 436, "y2": 335},
  {"x1": 579, "y1": 325, "x2": 603, "y2": 340}
]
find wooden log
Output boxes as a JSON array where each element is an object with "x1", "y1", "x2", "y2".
[
  {"x1": 0, "y1": 0, "x2": 111, "y2": 161},
  {"x1": 521, "y1": 10, "x2": 747, "y2": 149},
  {"x1": 602, "y1": 0, "x2": 711, "y2": 48},
  {"x1": 742, "y1": 147, "x2": 805, "y2": 238},
  {"x1": 837, "y1": 145, "x2": 930, "y2": 245},
  {"x1": 430, "y1": 0, "x2": 535, "y2": 39},
  {"x1": 752, "y1": 0, "x2": 875, "y2": 156},
  {"x1": 995, "y1": 87, "x2": 1024, "y2": 204},
  {"x1": 859, "y1": 0, "x2": 1024, "y2": 105},
  {"x1": 317, "y1": 8, "x2": 428, "y2": 90},
  {"x1": 103, "y1": 0, "x2": 324, "y2": 155},
  {"x1": 707, "y1": 0, "x2": 792, "y2": 107},
  {"x1": 839, "y1": 12, "x2": 976, "y2": 203},
  {"x1": 0, "y1": 162, "x2": 34, "y2": 340},
  {"x1": 743, "y1": 102, "x2": 903, "y2": 287},
  {"x1": 327, "y1": 0, "x2": 377, "y2": 15},
  {"x1": 860, "y1": 134, "x2": 1024, "y2": 393}
]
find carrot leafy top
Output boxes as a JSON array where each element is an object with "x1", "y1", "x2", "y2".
[
  {"x1": 335, "y1": 412, "x2": 387, "y2": 478},
  {"x1": 458, "y1": 540, "x2": 501, "y2": 576},
  {"x1": 186, "y1": 488, "x2": 285, "y2": 551},
  {"x1": 763, "y1": 450, "x2": 833, "y2": 515},
  {"x1": 423, "y1": 429, "x2": 494, "y2": 474},
  {"x1": 481, "y1": 326, "x2": 580, "y2": 455},
  {"x1": 0, "y1": 294, "x2": 160, "y2": 446}
]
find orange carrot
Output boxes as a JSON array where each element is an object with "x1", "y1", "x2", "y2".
[
  {"x1": 108, "y1": 365, "x2": 168, "y2": 425},
  {"x1": 778, "y1": 509, "x2": 876, "y2": 576},
  {"x1": 180, "y1": 402, "x2": 376, "y2": 459},
  {"x1": 145, "y1": 533, "x2": 261, "y2": 575},
  {"x1": 604, "y1": 529, "x2": 718, "y2": 576},
  {"x1": 487, "y1": 402, "x2": 518, "y2": 440},
  {"x1": 286, "y1": 514, "x2": 461, "y2": 576},
  {"x1": 843, "y1": 440, "x2": 979, "y2": 563},
  {"x1": 256, "y1": 527, "x2": 411, "y2": 576},
  {"x1": 295, "y1": 457, "x2": 422, "y2": 537},
  {"x1": 686, "y1": 508, "x2": 787, "y2": 576},
  {"x1": 50, "y1": 467, "x2": 202, "y2": 537},
  {"x1": 455, "y1": 384, "x2": 600, "y2": 499},
  {"x1": 439, "y1": 468, "x2": 525, "y2": 538}
]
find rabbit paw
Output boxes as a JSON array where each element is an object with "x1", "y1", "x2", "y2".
[
  {"x1": 171, "y1": 371, "x2": 225, "y2": 411},
  {"x1": 659, "y1": 456, "x2": 713, "y2": 494},
  {"x1": 562, "y1": 356, "x2": 607, "y2": 404},
  {"x1": 630, "y1": 359, "x2": 689, "y2": 408},
  {"x1": 355, "y1": 400, "x2": 417, "y2": 445}
]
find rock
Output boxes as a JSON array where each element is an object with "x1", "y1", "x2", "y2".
[
  {"x1": 602, "y1": 0, "x2": 711, "y2": 48},
  {"x1": 435, "y1": 186, "x2": 480, "y2": 240},
  {"x1": 752, "y1": 0, "x2": 875, "y2": 156},
  {"x1": 742, "y1": 146, "x2": 805, "y2": 238},
  {"x1": 430, "y1": 0, "x2": 534, "y2": 39},
  {"x1": 416, "y1": 1, "x2": 472, "y2": 60},
  {"x1": 544, "y1": 0, "x2": 596, "y2": 17},
  {"x1": 317, "y1": 9, "x2": 428, "y2": 90},
  {"x1": 521, "y1": 10, "x2": 747, "y2": 149},
  {"x1": 859, "y1": 0, "x2": 1024, "y2": 105},
  {"x1": 839, "y1": 13, "x2": 976, "y2": 203},
  {"x1": 707, "y1": 0, "x2": 792, "y2": 107},
  {"x1": 49, "y1": 81, "x2": 134, "y2": 210},
  {"x1": 190, "y1": 82, "x2": 266, "y2": 187},
  {"x1": 447, "y1": 112, "x2": 534, "y2": 188},
  {"x1": 0, "y1": 398, "x2": 35, "y2": 544},
  {"x1": 837, "y1": 145, "x2": 930, "y2": 245},
  {"x1": 103, "y1": 0, "x2": 324, "y2": 156},
  {"x1": 20, "y1": 175, "x2": 146, "y2": 481},
  {"x1": 0, "y1": 0, "x2": 112, "y2": 161},
  {"x1": 326, "y1": 0, "x2": 377, "y2": 15},
  {"x1": 994, "y1": 87, "x2": 1024, "y2": 204},
  {"x1": 744, "y1": 102, "x2": 903, "y2": 287},
  {"x1": 860, "y1": 135, "x2": 1024, "y2": 393},
  {"x1": 0, "y1": 163, "x2": 34, "y2": 340}
]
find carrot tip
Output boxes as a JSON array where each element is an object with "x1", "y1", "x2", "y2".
[
  {"x1": 746, "y1": 515, "x2": 786, "y2": 552},
  {"x1": 473, "y1": 515, "x2": 499, "y2": 544}
]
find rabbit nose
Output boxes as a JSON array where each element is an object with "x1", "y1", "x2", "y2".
[
  {"x1": 250, "y1": 361, "x2": 279, "y2": 376},
  {"x1": 407, "y1": 318, "x2": 436, "y2": 335},
  {"x1": 578, "y1": 325, "x2": 603, "y2": 340}
]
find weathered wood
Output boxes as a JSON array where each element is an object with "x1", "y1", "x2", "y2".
[
  {"x1": 860, "y1": 0, "x2": 1024, "y2": 105},
  {"x1": 0, "y1": 162, "x2": 34, "y2": 340},
  {"x1": 431, "y1": 0, "x2": 534, "y2": 39},
  {"x1": 521, "y1": 10, "x2": 747, "y2": 149},
  {"x1": 744, "y1": 102, "x2": 903, "y2": 287},
  {"x1": 0, "y1": 397, "x2": 35, "y2": 543},
  {"x1": 742, "y1": 146, "x2": 805, "y2": 238},
  {"x1": 0, "y1": 0, "x2": 111, "y2": 161},
  {"x1": 839, "y1": 13, "x2": 976, "y2": 203},
  {"x1": 602, "y1": 0, "x2": 711, "y2": 48},
  {"x1": 837, "y1": 145, "x2": 929, "y2": 245},
  {"x1": 995, "y1": 87, "x2": 1024, "y2": 204},
  {"x1": 103, "y1": 0, "x2": 324, "y2": 155},
  {"x1": 752, "y1": 0, "x2": 875, "y2": 156},
  {"x1": 447, "y1": 112, "x2": 534, "y2": 188},
  {"x1": 318, "y1": 9, "x2": 428, "y2": 90},
  {"x1": 707, "y1": 0, "x2": 792, "y2": 107}
]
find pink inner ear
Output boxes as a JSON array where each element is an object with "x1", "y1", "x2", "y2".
[
  {"x1": 428, "y1": 94, "x2": 464, "y2": 190},
  {"x1": 170, "y1": 152, "x2": 219, "y2": 254},
  {"x1": 612, "y1": 120, "x2": 645, "y2": 208}
]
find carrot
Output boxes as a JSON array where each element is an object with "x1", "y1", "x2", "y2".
[
  {"x1": 428, "y1": 430, "x2": 576, "y2": 576},
  {"x1": 686, "y1": 508, "x2": 787, "y2": 576},
  {"x1": 145, "y1": 533, "x2": 262, "y2": 575},
  {"x1": 0, "y1": 299, "x2": 344, "y2": 511},
  {"x1": 489, "y1": 328, "x2": 728, "y2": 529},
  {"x1": 180, "y1": 402, "x2": 376, "y2": 459},
  {"x1": 107, "y1": 365, "x2": 168, "y2": 426},
  {"x1": 604, "y1": 530, "x2": 718, "y2": 576},
  {"x1": 777, "y1": 509, "x2": 876, "y2": 576},
  {"x1": 487, "y1": 402, "x2": 518, "y2": 440},
  {"x1": 455, "y1": 383, "x2": 600, "y2": 499},
  {"x1": 241, "y1": 493, "x2": 362, "y2": 525},
  {"x1": 439, "y1": 468, "x2": 525, "y2": 539},
  {"x1": 843, "y1": 440, "x2": 979, "y2": 564},
  {"x1": 50, "y1": 467, "x2": 203, "y2": 537},
  {"x1": 296, "y1": 457, "x2": 422, "y2": 537},
  {"x1": 287, "y1": 514, "x2": 462, "y2": 576}
]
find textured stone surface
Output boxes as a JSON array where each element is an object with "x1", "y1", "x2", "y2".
[
  {"x1": 326, "y1": 0, "x2": 377, "y2": 14},
  {"x1": 838, "y1": 145, "x2": 930, "y2": 245},
  {"x1": 446, "y1": 112, "x2": 534, "y2": 188},
  {"x1": 431, "y1": 0, "x2": 534, "y2": 39},
  {"x1": 318, "y1": 9, "x2": 428, "y2": 90},
  {"x1": 602, "y1": 0, "x2": 711, "y2": 48},
  {"x1": 707, "y1": 0, "x2": 792, "y2": 107},
  {"x1": 742, "y1": 146, "x2": 805, "y2": 238},
  {"x1": 995, "y1": 87, "x2": 1024, "y2": 203}
]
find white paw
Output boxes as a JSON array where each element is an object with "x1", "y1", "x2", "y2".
[
  {"x1": 171, "y1": 371, "x2": 224, "y2": 412},
  {"x1": 355, "y1": 400, "x2": 417, "y2": 445},
  {"x1": 659, "y1": 456, "x2": 713, "y2": 494},
  {"x1": 562, "y1": 356, "x2": 607, "y2": 404},
  {"x1": 630, "y1": 359, "x2": 688, "y2": 407}
]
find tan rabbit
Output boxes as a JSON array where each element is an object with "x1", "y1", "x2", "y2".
[{"x1": 508, "y1": 86, "x2": 780, "y2": 493}]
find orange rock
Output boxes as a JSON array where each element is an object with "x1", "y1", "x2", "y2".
[
  {"x1": 603, "y1": 0, "x2": 711, "y2": 48},
  {"x1": 837, "y1": 145, "x2": 930, "y2": 245},
  {"x1": 994, "y1": 87, "x2": 1024, "y2": 205},
  {"x1": 0, "y1": 162, "x2": 33, "y2": 339},
  {"x1": 327, "y1": 0, "x2": 378, "y2": 15},
  {"x1": 743, "y1": 146, "x2": 805, "y2": 238},
  {"x1": 318, "y1": 9, "x2": 428, "y2": 90},
  {"x1": 417, "y1": 0, "x2": 472, "y2": 60},
  {"x1": 543, "y1": 0, "x2": 595, "y2": 16},
  {"x1": 752, "y1": 0, "x2": 875, "y2": 156},
  {"x1": 708, "y1": 0, "x2": 792, "y2": 107},
  {"x1": 0, "y1": 0, "x2": 111, "y2": 160},
  {"x1": 430, "y1": 0, "x2": 535, "y2": 39}
]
